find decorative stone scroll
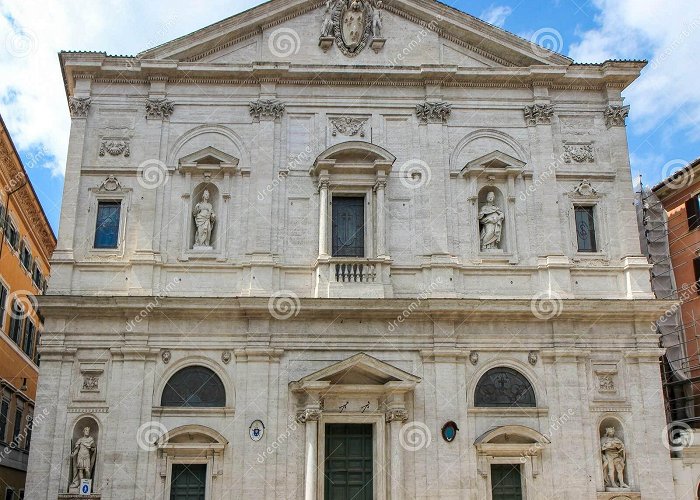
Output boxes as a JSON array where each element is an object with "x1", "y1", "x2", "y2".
[
  {"x1": 296, "y1": 408, "x2": 322, "y2": 423},
  {"x1": 385, "y1": 408, "x2": 408, "y2": 423},
  {"x1": 604, "y1": 105, "x2": 630, "y2": 128},
  {"x1": 563, "y1": 143, "x2": 594, "y2": 163},
  {"x1": 331, "y1": 116, "x2": 367, "y2": 137},
  {"x1": 99, "y1": 139, "x2": 130, "y2": 157},
  {"x1": 523, "y1": 103, "x2": 554, "y2": 125},
  {"x1": 68, "y1": 97, "x2": 91, "y2": 118},
  {"x1": 249, "y1": 99, "x2": 286, "y2": 119},
  {"x1": 145, "y1": 98, "x2": 175, "y2": 119},
  {"x1": 415, "y1": 101, "x2": 452, "y2": 123}
]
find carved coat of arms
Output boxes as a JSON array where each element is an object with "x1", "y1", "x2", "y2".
[{"x1": 328, "y1": 0, "x2": 376, "y2": 56}]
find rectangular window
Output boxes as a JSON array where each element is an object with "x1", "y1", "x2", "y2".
[
  {"x1": 574, "y1": 206, "x2": 597, "y2": 252},
  {"x1": 687, "y1": 195, "x2": 700, "y2": 231},
  {"x1": 490, "y1": 464, "x2": 523, "y2": 500},
  {"x1": 0, "y1": 283, "x2": 7, "y2": 330},
  {"x1": 4, "y1": 488, "x2": 14, "y2": 500},
  {"x1": 33, "y1": 331, "x2": 41, "y2": 366},
  {"x1": 24, "y1": 413, "x2": 32, "y2": 450},
  {"x1": 19, "y1": 243, "x2": 32, "y2": 271},
  {"x1": 4, "y1": 220, "x2": 19, "y2": 250},
  {"x1": 332, "y1": 196, "x2": 365, "y2": 257},
  {"x1": 22, "y1": 320, "x2": 35, "y2": 358},
  {"x1": 0, "y1": 202, "x2": 5, "y2": 231},
  {"x1": 8, "y1": 300, "x2": 24, "y2": 345},
  {"x1": 31, "y1": 265, "x2": 43, "y2": 290},
  {"x1": 94, "y1": 201, "x2": 121, "y2": 249},
  {"x1": 0, "y1": 396, "x2": 9, "y2": 442},
  {"x1": 12, "y1": 402, "x2": 23, "y2": 443}
]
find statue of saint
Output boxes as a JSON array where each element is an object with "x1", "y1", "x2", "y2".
[
  {"x1": 601, "y1": 427, "x2": 628, "y2": 489},
  {"x1": 70, "y1": 426, "x2": 96, "y2": 492},
  {"x1": 478, "y1": 191, "x2": 505, "y2": 251},
  {"x1": 321, "y1": 0, "x2": 334, "y2": 36},
  {"x1": 371, "y1": 2, "x2": 382, "y2": 37},
  {"x1": 193, "y1": 189, "x2": 216, "y2": 248}
]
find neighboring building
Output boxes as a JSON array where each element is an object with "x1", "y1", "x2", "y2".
[
  {"x1": 25, "y1": 0, "x2": 688, "y2": 498},
  {"x1": 0, "y1": 114, "x2": 56, "y2": 500}
]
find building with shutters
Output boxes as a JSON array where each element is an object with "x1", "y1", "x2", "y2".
[
  {"x1": 0, "y1": 114, "x2": 56, "y2": 500},
  {"x1": 24, "y1": 1, "x2": 697, "y2": 499}
]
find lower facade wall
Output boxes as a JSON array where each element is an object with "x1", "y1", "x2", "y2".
[{"x1": 25, "y1": 313, "x2": 677, "y2": 500}]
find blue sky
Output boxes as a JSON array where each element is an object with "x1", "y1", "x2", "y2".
[{"x1": 2, "y1": 0, "x2": 699, "y2": 232}]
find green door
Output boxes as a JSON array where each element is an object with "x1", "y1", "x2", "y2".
[
  {"x1": 170, "y1": 464, "x2": 206, "y2": 500},
  {"x1": 324, "y1": 424, "x2": 373, "y2": 500},
  {"x1": 490, "y1": 464, "x2": 523, "y2": 500}
]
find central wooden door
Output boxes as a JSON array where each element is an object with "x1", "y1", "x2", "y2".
[
  {"x1": 170, "y1": 463, "x2": 206, "y2": 500},
  {"x1": 324, "y1": 423, "x2": 373, "y2": 500},
  {"x1": 490, "y1": 464, "x2": 523, "y2": 500}
]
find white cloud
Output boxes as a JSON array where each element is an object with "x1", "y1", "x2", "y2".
[
  {"x1": 0, "y1": 0, "x2": 259, "y2": 176},
  {"x1": 480, "y1": 5, "x2": 513, "y2": 28},
  {"x1": 569, "y1": 0, "x2": 700, "y2": 148}
]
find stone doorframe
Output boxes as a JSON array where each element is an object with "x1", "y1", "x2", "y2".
[{"x1": 291, "y1": 353, "x2": 420, "y2": 500}]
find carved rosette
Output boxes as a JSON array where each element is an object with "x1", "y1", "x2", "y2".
[
  {"x1": 145, "y1": 98, "x2": 175, "y2": 119},
  {"x1": 563, "y1": 143, "x2": 594, "y2": 163},
  {"x1": 68, "y1": 97, "x2": 91, "y2": 118},
  {"x1": 249, "y1": 99, "x2": 286, "y2": 120},
  {"x1": 296, "y1": 408, "x2": 322, "y2": 423},
  {"x1": 604, "y1": 105, "x2": 630, "y2": 128},
  {"x1": 331, "y1": 117, "x2": 367, "y2": 137},
  {"x1": 385, "y1": 408, "x2": 408, "y2": 423},
  {"x1": 415, "y1": 101, "x2": 452, "y2": 123},
  {"x1": 523, "y1": 104, "x2": 554, "y2": 126},
  {"x1": 99, "y1": 139, "x2": 130, "y2": 157}
]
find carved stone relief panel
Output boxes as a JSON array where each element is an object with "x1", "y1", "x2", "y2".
[
  {"x1": 591, "y1": 362, "x2": 623, "y2": 401},
  {"x1": 328, "y1": 115, "x2": 370, "y2": 145},
  {"x1": 563, "y1": 142, "x2": 595, "y2": 163},
  {"x1": 75, "y1": 362, "x2": 106, "y2": 402}
]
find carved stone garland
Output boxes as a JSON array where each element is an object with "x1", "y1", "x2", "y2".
[
  {"x1": 331, "y1": 117, "x2": 366, "y2": 137},
  {"x1": 145, "y1": 98, "x2": 175, "y2": 119},
  {"x1": 99, "y1": 139, "x2": 130, "y2": 157},
  {"x1": 563, "y1": 143, "x2": 594, "y2": 163},
  {"x1": 249, "y1": 99, "x2": 286, "y2": 119},
  {"x1": 415, "y1": 101, "x2": 452, "y2": 123}
]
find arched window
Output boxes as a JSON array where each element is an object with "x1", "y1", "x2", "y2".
[
  {"x1": 161, "y1": 366, "x2": 226, "y2": 407},
  {"x1": 474, "y1": 367, "x2": 536, "y2": 408}
]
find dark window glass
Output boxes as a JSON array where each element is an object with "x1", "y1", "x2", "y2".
[
  {"x1": 19, "y1": 243, "x2": 32, "y2": 271},
  {"x1": 0, "y1": 203, "x2": 5, "y2": 231},
  {"x1": 574, "y1": 206, "x2": 597, "y2": 252},
  {"x1": 161, "y1": 366, "x2": 226, "y2": 407},
  {"x1": 491, "y1": 464, "x2": 523, "y2": 500},
  {"x1": 33, "y1": 331, "x2": 41, "y2": 365},
  {"x1": 170, "y1": 464, "x2": 206, "y2": 500},
  {"x1": 8, "y1": 300, "x2": 24, "y2": 344},
  {"x1": 24, "y1": 414, "x2": 32, "y2": 450},
  {"x1": 23, "y1": 320, "x2": 35, "y2": 358},
  {"x1": 12, "y1": 407, "x2": 23, "y2": 442},
  {"x1": 32, "y1": 266, "x2": 43, "y2": 289},
  {"x1": 687, "y1": 196, "x2": 700, "y2": 230},
  {"x1": 332, "y1": 197, "x2": 365, "y2": 257},
  {"x1": 94, "y1": 202, "x2": 121, "y2": 249},
  {"x1": 4, "y1": 488, "x2": 14, "y2": 500},
  {"x1": 0, "y1": 397, "x2": 9, "y2": 442},
  {"x1": 0, "y1": 283, "x2": 7, "y2": 330},
  {"x1": 4, "y1": 220, "x2": 18, "y2": 250},
  {"x1": 474, "y1": 367, "x2": 536, "y2": 408}
]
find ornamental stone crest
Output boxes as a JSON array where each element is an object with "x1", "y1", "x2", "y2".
[
  {"x1": 524, "y1": 103, "x2": 554, "y2": 125},
  {"x1": 68, "y1": 96, "x2": 91, "y2": 118},
  {"x1": 322, "y1": 0, "x2": 383, "y2": 56},
  {"x1": 99, "y1": 139, "x2": 130, "y2": 157},
  {"x1": 331, "y1": 116, "x2": 367, "y2": 137},
  {"x1": 249, "y1": 99, "x2": 286, "y2": 119},
  {"x1": 572, "y1": 179, "x2": 598, "y2": 198},
  {"x1": 145, "y1": 98, "x2": 175, "y2": 119},
  {"x1": 563, "y1": 143, "x2": 594, "y2": 163},
  {"x1": 416, "y1": 101, "x2": 452, "y2": 123},
  {"x1": 604, "y1": 105, "x2": 630, "y2": 128}
]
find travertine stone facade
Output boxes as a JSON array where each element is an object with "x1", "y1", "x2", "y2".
[{"x1": 27, "y1": 0, "x2": 682, "y2": 498}]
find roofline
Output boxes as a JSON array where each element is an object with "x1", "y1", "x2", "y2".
[
  {"x1": 652, "y1": 157, "x2": 700, "y2": 196},
  {"x1": 0, "y1": 113, "x2": 57, "y2": 244}
]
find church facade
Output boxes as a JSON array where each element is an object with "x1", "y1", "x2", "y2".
[{"x1": 26, "y1": 0, "x2": 691, "y2": 498}]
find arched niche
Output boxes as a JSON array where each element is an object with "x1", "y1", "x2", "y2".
[
  {"x1": 477, "y1": 186, "x2": 507, "y2": 253},
  {"x1": 67, "y1": 415, "x2": 100, "y2": 494},
  {"x1": 450, "y1": 129, "x2": 527, "y2": 172},
  {"x1": 168, "y1": 124, "x2": 247, "y2": 168},
  {"x1": 190, "y1": 182, "x2": 220, "y2": 250}
]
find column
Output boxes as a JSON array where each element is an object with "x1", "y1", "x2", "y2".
[
  {"x1": 297, "y1": 409, "x2": 321, "y2": 500},
  {"x1": 386, "y1": 409, "x2": 408, "y2": 500},
  {"x1": 374, "y1": 177, "x2": 387, "y2": 258},
  {"x1": 318, "y1": 176, "x2": 330, "y2": 257}
]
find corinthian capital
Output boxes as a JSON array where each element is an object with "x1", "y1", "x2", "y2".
[
  {"x1": 385, "y1": 408, "x2": 408, "y2": 423},
  {"x1": 296, "y1": 408, "x2": 322, "y2": 423},
  {"x1": 68, "y1": 97, "x2": 91, "y2": 118},
  {"x1": 145, "y1": 98, "x2": 175, "y2": 119},
  {"x1": 604, "y1": 105, "x2": 630, "y2": 128}
]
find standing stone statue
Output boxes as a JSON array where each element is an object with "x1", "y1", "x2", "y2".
[
  {"x1": 371, "y1": 2, "x2": 382, "y2": 37},
  {"x1": 478, "y1": 191, "x2": 505, "y2": 251},
  {"x1": 69, "y1": 426, "x2": 96, "y2": 492},
  {"x1": 193, "y1": 188, "x2": 216, "y2": 248},
  {"x1": 601, "y1": 427, "x2": 628, "y2": 489},
  {"x1": 321, "y1": 0, "x2": 334, "y2": 36}
]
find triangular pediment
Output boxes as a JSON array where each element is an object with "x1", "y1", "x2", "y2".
[
  {"x1": 179, "y1": 146, "x2": 239, "y2": 166},
  {"x1": 295, "y1": 353, "x2": 421, "y2": 386},
  {"x1": 138, "y1": 0, "x2": 571, "y2": 67}
]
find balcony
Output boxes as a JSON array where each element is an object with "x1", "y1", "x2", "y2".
[{"x1": 315, "y1": 257, "x2": 392, "y2": 298}]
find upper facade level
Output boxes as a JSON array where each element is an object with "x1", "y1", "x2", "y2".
[{"x1": 51, "y1": 0, "x2": 650, "y2": 300}]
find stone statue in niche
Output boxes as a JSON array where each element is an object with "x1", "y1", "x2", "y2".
[
  {"x1": 601, "y1": 427, "x2": 628, "y2": 489},
  {"x1": 192, "y1": 188, "x2": 216, "y2": 248},
  {"x1": 69, "y1": 425, "x2": 96, "y2": 492},
  {"x1": 478, "y1": 191, "x2": 505, "y2": 251}
]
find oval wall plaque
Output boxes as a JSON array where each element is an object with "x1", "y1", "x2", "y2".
[{"x1": 249, "y1": 420, "x2": 265, "y2": 441}]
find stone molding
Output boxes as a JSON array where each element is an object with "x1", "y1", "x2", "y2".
[
  {"x1": 145, "y1": 98, "x2": 175, "y2": 119},
  {"x1": 415, "y1": 101, "x2": 452, "y2": 123},
  {"x1": 604, "y1": 105, "x2": 630, "y2": 128},
  {"x1": 523, "y1": 103, "x2": 554, "y2": 125},
  {"x1": 68, "y1": 96, "x2": 91, "y2": 118},
  {"x1": 249, "y1": 99, "x2": 286, "y2": 119}
]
